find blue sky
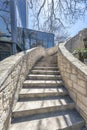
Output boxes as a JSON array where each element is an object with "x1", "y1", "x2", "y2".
[
  {"x1": 0, "y1": 0, "x2": 87, "y2": 40},
  {"x1": 28, "y1": 0, "x2": 87, "y2": 38},
  {"x1": 28, "y1": 12, "x2": 87, "y2": 38},
  {"x1": 67, "y1": 15, "x2": 87, "y2": 37}
]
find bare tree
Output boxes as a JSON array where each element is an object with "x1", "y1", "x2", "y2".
[
  {"x1": 0, "y1": 0, "x2": 11, "y2": 35},
  {"x1": 29, "y1": 0, "x2": 87, "y2": 38}
]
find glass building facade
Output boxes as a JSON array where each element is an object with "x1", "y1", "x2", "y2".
[
  {"x1": 0, "y1": 0, "x2": 11, "y2": 60},
  {"x1": 0, "y1": 0, "x2": 11, "y2": 41},
  {"x1": 0, "y1": 0, "x2": 27, "y2": 60},
  {"x1": 0, "y1": 0, "x2": 27, "y2": 42},
  {"x1": 17, "y1": 28, "x2": 54, "y2": 50},
  {"x1": 16, "y1": 0, "x2": 27, "y2": 28},
  {"x1": 26, "y1": 29, "x2": 54, "y2": 49},
  {"x1": 0, "y1": 0, "x2": 54, "y2": 61}
]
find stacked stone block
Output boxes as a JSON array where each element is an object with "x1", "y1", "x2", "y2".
[
  {"x1": 0, "y1": 47, "x2": 46, "y2": 130},
  {"x1": 58, "y1": 42, "x2": 87, "y2": 126}
]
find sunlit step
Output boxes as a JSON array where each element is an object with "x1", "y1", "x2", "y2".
[
  {"x1": 19, "y1": 86, "x2": 68, "y2": 99},
  {"x1": 12, "y1": 96, "x2": 75, "y2": 118},
  {"x1": 23, "y1": 80, "x2": 63, "y2": 88}
]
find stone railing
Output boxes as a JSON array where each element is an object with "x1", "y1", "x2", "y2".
[
  {"x1": 58, "y1": 40, "x2": 87, "y2": 126},
  {"x1": 0, "y1": 47, "x2": 46, "y2": 130},
  {"x1": 47, "y1": 46, "x2": 58, "y2": 55}
]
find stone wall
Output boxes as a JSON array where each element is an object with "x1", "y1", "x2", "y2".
[
  {"x1": 0, "y1": 47, "x2": 46, "y2": 130},
  {"x1": 58, "y1": 41, "x2": 87, "y2": 126},
  {"x1": 66, "y1": 28, "x2": 87, "y2": 53}
]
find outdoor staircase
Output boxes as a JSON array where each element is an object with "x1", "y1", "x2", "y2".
[{"x1": 9, "y1": 54, "x2": 86, "y2": 130}]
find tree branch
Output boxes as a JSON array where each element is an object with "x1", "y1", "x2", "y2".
[{"x1": 0, "y1": 15, "x2": 11, "y2": 34}]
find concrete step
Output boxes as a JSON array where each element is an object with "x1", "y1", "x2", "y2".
[
  {"x1": 33, "y1": 67, "x2": 59, "y2": 70},
  {"x1": 9, "y1": 109, "x2": 84, "y2": 130},
  {"x1": 28, "y1": 74, "x2": 62, "y2": 80},
  {"x1": 38, "y1": 60, "x2": 57, "y2": 64},
  {"x1": 31, "y1": 70, "x2": 60, "y2": 75},
  {"x1": 19, "y1": 86, "x2": 68, "y2": 99},
  {"x1": 9, "y1": 54, "x2": 85, "y2": 130},
  {"x1": 39, "y1": 57, "x2": 57, "y2": 62},
  {"x1": 23, "y1": 80, "x2": 63, "y2": 88},
  {"x1": 40, "y1": 57, "x2": 57, "y2": 61},
  {"x1": 12, "y1": 96, "x2": 75, "y2": 118},
  {"x1": 35, "y1": 63, "x2": 57, "y2": 67}
]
